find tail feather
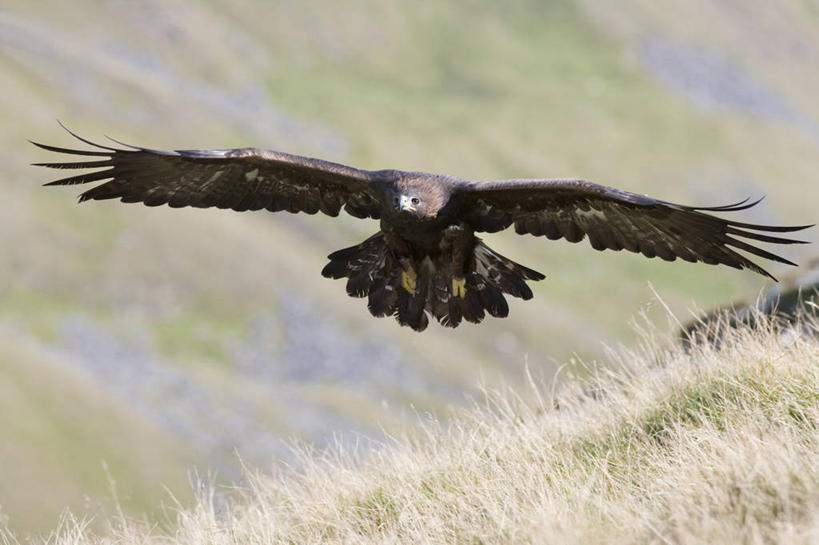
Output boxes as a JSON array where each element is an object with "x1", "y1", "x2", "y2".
[
  {"x1": 346, "y1": 269, "x2": 373, "y2": 297},
  {"x1": 459, "y1": 278, "x2": 486, "y2": 324},
  {"x1": 476, "y1": 279, "x2": 509, "y2": 318},
  {"x1": 429, "y1": 271, "x2": 451, "y2": 323},
  {"x1": 323, "y1": 233, "x2": 543, "y2": 331},
  {"x1": 367, "y1": 278, "x2": 398, "y2": 318},
  {"x1": 474, "y1": 243, "x2": 545, "y2": 280},
  {"x1": 444, "y1": 297, "x2": 462, "y2": 328},
  {"x1": 320, "y1": 258, "x2": 350, "y2": 279},
  {"x1": 322, "y1": 233, "x2": 386, "y2": 296},
  {"x1": 474, "y1": 242, "x2": 544, "y2": 300},
  {"x1": 434, "y1": 272, "x2": 487, "y2": 326},
  {"x1": 502, "y1": 274, "x2": 534, "y2": 300},
  {"x1": 396, "y1": 277, "x2": 429, "y2": 332}
]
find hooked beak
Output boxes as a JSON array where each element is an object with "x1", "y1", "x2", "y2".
[{"x1": 398, "y1": 195, "x2": 416, "y2": 212}]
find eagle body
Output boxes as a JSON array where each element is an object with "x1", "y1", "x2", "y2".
[
  {"x1": 34, "y1": 128, "x2": 812, "y2": 332},
  {"x1": 318, "y1": 171, "x2": 544, "y2": 330}
]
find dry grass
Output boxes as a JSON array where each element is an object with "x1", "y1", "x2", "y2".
[{"x1": 3, "y1": 309, "x2": 817, "y2": 545}]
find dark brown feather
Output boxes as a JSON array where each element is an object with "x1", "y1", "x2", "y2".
[
  {"x1": 36, "y1": 132, "x2": 385, "y2": 219},
  {"x1": 458, "y1": 178, "x2": 812, "y2": 281}
]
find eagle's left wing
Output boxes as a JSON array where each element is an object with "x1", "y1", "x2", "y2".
[
  {"x1": 455, "y1": 178, "x2": 813, "y2": 280},
  {"x1": 33, "y1": 128, "x2": 388, "y2": 219}
]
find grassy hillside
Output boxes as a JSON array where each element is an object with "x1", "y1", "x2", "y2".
[
  {"x1": 0, "y1": 333, "x2": 194, "y2": 532},
  {"x1": 4, "y1": 312, "x2": 817, "y2": 544},
  {"x1": 1, "y1": 0, "x2": 817, "y2": 534}
]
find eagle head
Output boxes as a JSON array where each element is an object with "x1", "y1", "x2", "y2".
[
  {"x1": 389, "y1": 175, "x2": 449, "y2": 220},
  {"x1": 394, "y1": 194, "x2": 422, "y2": 214}
]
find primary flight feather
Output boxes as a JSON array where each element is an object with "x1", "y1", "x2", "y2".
[{"x1": 33, "y1": 127, "x2": 813, "y2": 332}]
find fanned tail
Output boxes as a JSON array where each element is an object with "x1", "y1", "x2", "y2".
[
  {"x1": 321, "y1": 233, "x2": 388, "y2": 297},
  {"x1": 426, "y1": 239, "x2": 544, "y2": 328},
  {"x1": 320, "y1": 233, "x2": 429, "y2": 331},
  {"x1": 473, "y1": 240, "x2": 545, "y2": 298},
  {"x1": 322, "y1": 234, "x2": 544, "y2": 332}
]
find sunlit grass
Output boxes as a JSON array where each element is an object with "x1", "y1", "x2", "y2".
[{"x1": 5, "y1": 310, "x2": 816, "y2": 544}]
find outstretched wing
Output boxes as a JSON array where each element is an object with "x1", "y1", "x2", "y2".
[
  {"x1": 456, "y1": 178, "x2": 813, "y2": 280},
  {"x1": 33, "y1": 128, "x2": 388, "y2": 219}
]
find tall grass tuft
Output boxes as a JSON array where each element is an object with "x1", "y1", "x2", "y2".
[{"x1": 4, "y1": 308, "x2": 818, "y2": 544}]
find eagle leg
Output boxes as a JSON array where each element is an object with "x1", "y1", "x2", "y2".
[
  {"x1": 451, "y1": 276, "x2": 466, "y2": 299},
  {"x1": 383, "y1": 231, "x2": 418, "y2": 295},
  {"x1": 441, "y1": 224, "x2": 473, "y2": 299},
  {"x1": 401, "y1": 263, "x2": 417, "y2": 294}
]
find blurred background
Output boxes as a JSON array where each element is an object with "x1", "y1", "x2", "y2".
[{"x1": 1, "y1": 0, "x2": 817, "y2": 534}]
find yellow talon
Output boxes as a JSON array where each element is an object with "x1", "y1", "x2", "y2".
[
  {"x1": 452, "y1": 276, "x2": 466, "y2": 299},
  {"x1": 401, "y1": 268, "x2": 417, "y2": 294}
]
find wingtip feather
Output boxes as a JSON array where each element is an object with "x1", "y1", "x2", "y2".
[{"x1": 56, "y1": 121, "x2": 121, "y2": 152}]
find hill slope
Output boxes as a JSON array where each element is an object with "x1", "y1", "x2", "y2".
[{"x1": 5, "y1": 312, "x2": 818, "y2": 544}]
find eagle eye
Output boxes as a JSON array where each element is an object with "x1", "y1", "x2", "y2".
[{"x1": 411, "y1": 197, "x2": 420, "y2": 205}]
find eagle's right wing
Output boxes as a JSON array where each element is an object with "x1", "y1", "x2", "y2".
[
  {"x1": 455, "y1": 178, "x2": 813, "y2": 280},
  {"x1": 33, "y1": 128, "x2": 390, "y2": 219}
]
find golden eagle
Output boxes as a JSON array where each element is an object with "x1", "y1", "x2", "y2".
[{"x1": 33, "y1": 128, "x2": 813, "y2": 332}]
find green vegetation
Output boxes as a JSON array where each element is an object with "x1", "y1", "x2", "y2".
[
  {"x1": 152, "y1": 312, "x2": 244, "y2": 365},
  {"x1": 0, "y1": 334, "x2": 192, "y2": 532}
]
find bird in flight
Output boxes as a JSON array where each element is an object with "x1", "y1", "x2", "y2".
[{"x1": 33, "y1": 127, "x2": 812, "y2": 332}]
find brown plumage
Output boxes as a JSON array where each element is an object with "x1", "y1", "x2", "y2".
[{"x1": 33, "y1": 127, "x2": 813, "y2": 332}]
